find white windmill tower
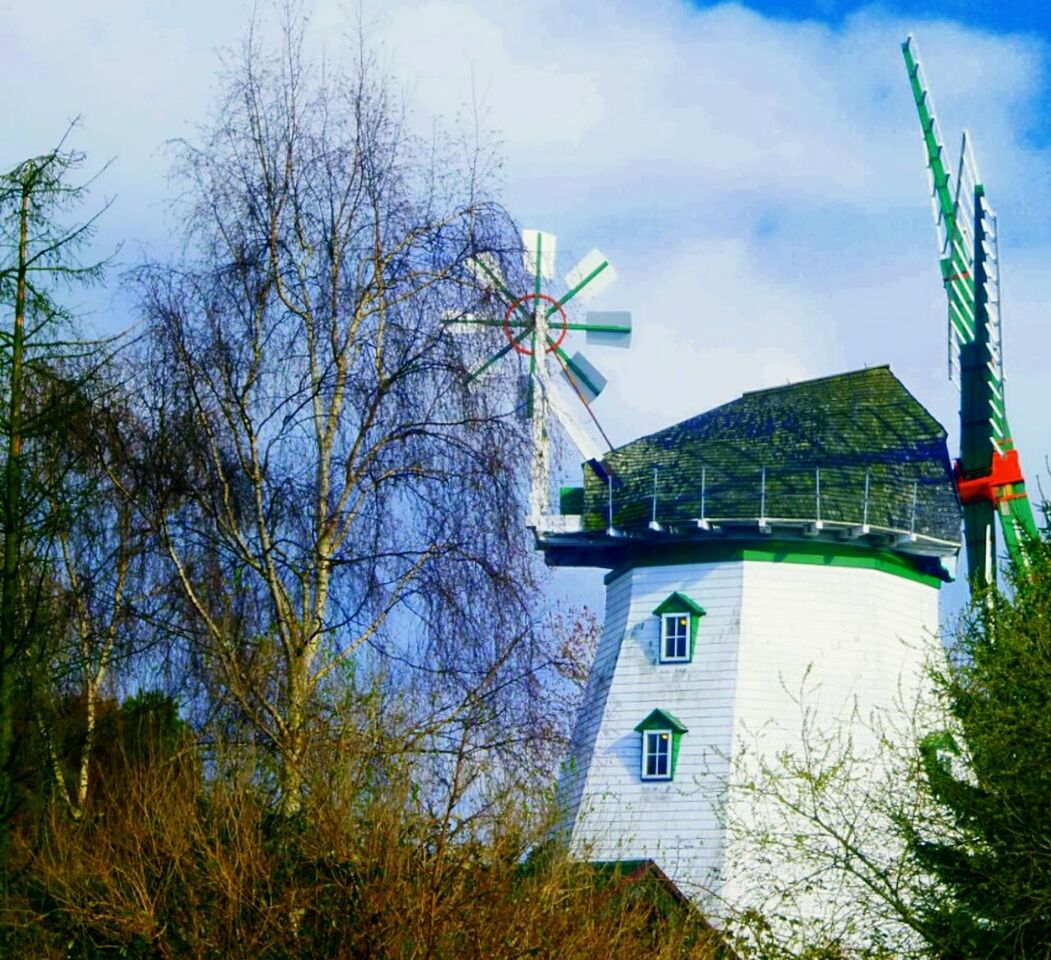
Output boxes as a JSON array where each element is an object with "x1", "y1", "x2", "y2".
[{"x1": 538, "y1": 363, "x2": 961, "y2": 924}]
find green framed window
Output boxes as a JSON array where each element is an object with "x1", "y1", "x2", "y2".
[
  {"x1": 635, "y1": 708, "x2": 688, "y2": 781},
  {"x1": 652, "y1": 592, "x2": 706, "y2": 663}
]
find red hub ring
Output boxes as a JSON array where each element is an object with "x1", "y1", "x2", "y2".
[{"x1": 503, "y1": 292, "x2": 568, "y2": 355}]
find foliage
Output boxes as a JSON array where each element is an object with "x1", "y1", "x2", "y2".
[
  {"x1": 116, "y1": 6, "x2": 546, "y2": 818},
  {"x1": 901, "y1": 539, "x2": 1051, "y2": 958},
  {"x1": 6, "y1": 719, "x2": 720, "y2": 959},
  {"x1": 0, "y1": 127, "x2": 118, "y2": 893},
  {"x1": 722, "y1": 676, "x2": 940, "y2": 960}
]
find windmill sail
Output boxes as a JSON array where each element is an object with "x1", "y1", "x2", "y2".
[
  {"x1": 902, "y1": 35, "x2": 1038, "y2": 587},
  {"x1": 564, "y1": 249, "x2": 616, "y2": 304},
  {"x1": 584, "y1": 311, "x2": 633, "y2": 347},
  {"x1": 442, "y1": 228, "x2": 632, "y2": 523},
  {"x1": 522, "y1": 229, "x2": 557, "y2": 280},
  {"x1": 560, "y1": 350, "x2": 608, "y2": 404}
]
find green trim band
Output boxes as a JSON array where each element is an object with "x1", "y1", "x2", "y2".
[{"x1": 603, "y1": 539, "x2": 947, "y2": 589}]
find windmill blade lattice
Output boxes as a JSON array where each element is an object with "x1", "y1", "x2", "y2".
[
  {"x1": 445, "y1": 228, "x2": 631, "y2": 519},
  {"x1": 903, "y1": 34, "x2": 1039, "y2": 587},
  {"x1": 451, "y1": 228, "x2": 631, "y2": 417}
]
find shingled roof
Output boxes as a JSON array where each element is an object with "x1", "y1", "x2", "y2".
[{"x1": 578, "y1": 366, "x2": 961, "y2": 547}]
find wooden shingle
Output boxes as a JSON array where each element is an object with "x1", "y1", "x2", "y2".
[{"x1": 580, "y1": 366, "x2": 960, "y2": 545}]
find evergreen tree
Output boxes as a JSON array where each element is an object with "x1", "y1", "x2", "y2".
[
  {"x1": 907, "y1": 537, "x2": 1051, "y2": 958},
  {"x1": 0, "y1": 132, "x2": 111, "y2": 894}
]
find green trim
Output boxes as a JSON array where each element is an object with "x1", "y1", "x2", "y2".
[
  {"x1": 563, "y1": 320, "x2": 631, "y2": 333},
  {"x1": 635, "y1": 708, "x2": 688, "y2": 733},
  {"x1": 468, "y1": 327, "x2": 531, "y2": 381},
  {"x1": 552, "y1": 342, "x2": 602, "y2": 399},
  {"x1": 559, "y1": 486, "x2": 584, "y2": 516},
  {"x1": 453, "y1": 315, "x2": 628, "y2": 334},
  {"x1": 444, "y1": 316, "x2": 528, "y2": 329},
  {"x1": 534, "y1": 230, "x2": 543, "y2": 296},
  {"x1": 653, "y1": 591, "x2": 706, "y2": 616},
  {"x1": 604, "y1": 539, "x2": 946, "y2": 589},
  {"x1": 550, "y1": 258, "x2": 609, "y2": 313},
  {"x1": 636, "y1": 709, "x2": 687, "y2": 781},
  {"x1": 473, "y1": 256, "x2": 531, "y2": 325},
  {"x1": 654, "y1": 593, "x2": 706, "y2": 663}
]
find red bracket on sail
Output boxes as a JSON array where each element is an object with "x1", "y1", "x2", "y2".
[{"x1": 954, "y1": 448, "x2": 1027, "y2": 505}]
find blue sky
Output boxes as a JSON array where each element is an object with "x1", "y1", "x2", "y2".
[
  {"x1": 743, "y1": 0, "x2": 1051, "y2": 142},
  {"x1": 747, "y1": 0, "x2": 1049, "y2": 37},
  {"x1": 740, "y1": 1, "x2": 1037, "y2": 27},
  {"x1": 6, "y1": 0, "x2": 1050, "y2": 618}
]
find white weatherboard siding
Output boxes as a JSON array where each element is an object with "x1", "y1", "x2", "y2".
[
  {"x1": 564, "y1": 560, "x2": 745, "y2": 899},
  {"x1": 720, "y1": 560, "x2": 938, "y2": 926},
  {"x1": 563, "y1": 555, "x2": 939, "y2": 916}
]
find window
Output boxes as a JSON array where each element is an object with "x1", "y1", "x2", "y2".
[
  {"x1": 642, "y1": 729, "x2": 672, "y2": 779},
  {"x1": 652, "y1": 592, "x2": 705, "y2": 664},
  {"x1": 634, "y1": 708, "x2": 688, "y2": 782},
  {"x1": 661, "y1": 614, "x2": 689, "y2": 661}
]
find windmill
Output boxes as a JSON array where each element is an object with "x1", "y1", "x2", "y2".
[
  {"x1": 446, "y1": 229, "x2": 632, "y2": 523},
  {"x1": 491, "y1": 100, "x2": 963, "y2": 929},
  {"x1": 485, "y1": 45, "x2": 966, "y2": 932},
  {"x1": 536, "y1": 365, "x2": 959, "y2": 920},
  {"x1": 903, "y1": 35, "x2": 1039, "y2": 588}
]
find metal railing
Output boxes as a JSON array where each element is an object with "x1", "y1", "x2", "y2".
[{"x1": 580, "y1": 464, "x2": 959, "y2": 550}]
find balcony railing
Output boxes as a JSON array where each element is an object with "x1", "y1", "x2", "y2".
[{"x1": 550, "y1": 464, "x2": 960, "y2": 553}]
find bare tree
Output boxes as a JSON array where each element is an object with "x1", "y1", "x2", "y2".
[
  {"x1": 35, "y1": 399, "x2": 150, "y2": 821},
  {"x1": 122, "y1": 11, "x2": 544, "y2": 814}
]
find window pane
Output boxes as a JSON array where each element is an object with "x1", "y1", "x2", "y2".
[
  {"x1": 645, "y1": 732, "x2": 660, "y2": 776},
  {"x1": 643, "y1": 729, "x2": 672, "y2": 778},
  {"x1": 663, "y1": 614, "x2": 689, "y2": 660},
  {"x1": 656, "y1": 732, "x2": 669, "y2": 776}
]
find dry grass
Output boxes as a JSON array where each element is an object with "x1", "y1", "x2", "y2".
[{"x1": 5, "y1": 743, "x2": 723, "y2": 959}]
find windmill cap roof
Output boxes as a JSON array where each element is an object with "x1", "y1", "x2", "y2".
[{"x1": 577, "y1": 365, "x2": 960, "y2": 549}]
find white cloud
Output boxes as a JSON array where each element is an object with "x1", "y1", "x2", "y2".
[
  {"x1": 591, "y1": 238, "x2": 822, "y2": 443},
  {"x1": 360, "y1": 0, "x2": 1051, "y2": 488},
  {"x1": 4, "y1": 0, "x2": 1050, "y2": 602},
  {"x1": 363, "y1": 1, "x2": 1049, "y2": 220},
  {"x1": 373, "y1": 1, "x2": 607, "y2": 145}
]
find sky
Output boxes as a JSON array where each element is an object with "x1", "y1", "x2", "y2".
[{"x1": 5, "y1": 0, "x2": 1050, "y2": 620}]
